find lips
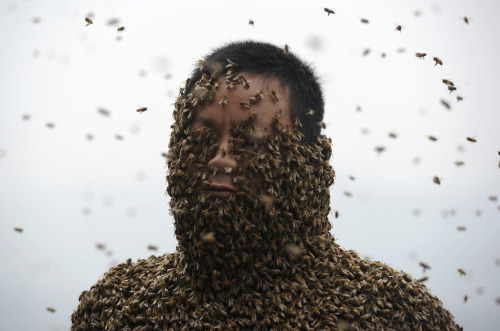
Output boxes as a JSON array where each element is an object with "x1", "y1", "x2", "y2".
[{"x1": 208, "y1": 184, "x2": 235, "y2": 198}]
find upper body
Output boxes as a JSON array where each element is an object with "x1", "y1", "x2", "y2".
[{"x1": 72, "y1": 41, "x2": 461, "y2": 330}]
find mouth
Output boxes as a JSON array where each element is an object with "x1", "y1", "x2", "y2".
[{"x1": 208, "y1": 184, "x2": 235, "y2": 198}]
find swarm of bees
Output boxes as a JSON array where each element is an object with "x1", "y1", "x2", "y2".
[{"x1": 72, "y1": 55, "x2": 461, "y2": 330}]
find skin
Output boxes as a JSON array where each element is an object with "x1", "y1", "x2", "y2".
[{"x1": 192, "y1": 73, "x2": 292, "y2": 198}]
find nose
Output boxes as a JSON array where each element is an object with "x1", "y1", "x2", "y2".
[{"x1": 207, "y1": 133, "x2": 237, "y2": 176}]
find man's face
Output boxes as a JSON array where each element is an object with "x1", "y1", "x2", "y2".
[{"x1": 191, "y1": 73, "x2": 292, "y2": 198}]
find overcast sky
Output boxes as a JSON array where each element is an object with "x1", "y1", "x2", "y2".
[{"x1": 1, "y1": 0, "x2": 499, "y2": 330}]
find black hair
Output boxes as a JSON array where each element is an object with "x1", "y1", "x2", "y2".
[{"x1": 188, "y1": 40, "x2": 324, "y2": 143}]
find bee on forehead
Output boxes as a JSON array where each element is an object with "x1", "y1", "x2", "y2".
[
  {"x1": 248, "y1": 112, "x2": 258, "y2": 121},
  {"x1": 324, "y1": 8, "x2": 335, "y2": 15},
  {"x1": 271, "y1": 90, "x2": 280, "y2": 102},
  {"x1": 415, "y1": 53, "x2": 427, "y2": 59},
  {"x1": 240, "y1": 101, "x2": 251, "y2": 109},
  {"x1": 433, "y1": 57, "x2": 443, "y2": 66},
  {"x1": 218, "y1": 95, "x2": 228, "y2": 107},
  {"x1": 85, "y1": 17, "x2": 93, "y2": 26}
]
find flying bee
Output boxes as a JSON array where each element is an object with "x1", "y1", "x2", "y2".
[
  {"x1": 306, "y1": 109, "x2": 315, "y2": 116},
  {"x1": 419, "y1": 262, "x2": 431, "y2": 272},
  {"x1": 388, "y1": 132, "x2": 397, "y2": 138},
  {"x1": 464, "y1": 295, "x2": 468, "y2": 303},
  {"x1": 454, "y1": 161, "x2": 464, "y2": 167},
  {"x1": 115, "y1": 134, "x2": 123, "y2": 140},
  {"x1": 375, "y1": 146, "x2": 385, "y2": 154},
  {"x1": 440, "y1": 99, "x2": 451, "y2": 110},
  {"x1": 271, "y1": 90, "x2": 280, "y2": 102},
  {"x1": 360, "y1": 18, "x2": 369, "y2": 24},
  {"x1": 448, "y1": 85, "x2": 457, "y2": 93},
  {"x1": 362, "y1": 48, "x2": 371, "y2": 56},
  {"x1": 466, "y1": 136, "x2": 477, "y2": 143},
  {"x1": 218, "y1": 95, "x2": 228, "y2": 107},
  {"x1": 427, "y1": 135, "x2": 438, "y2": 141},
  {"x1": 458, "y1": 268, "x2": 466, "y2": 276},
  {"x1": 415, "y1": 53, "x2": 427, "y2": 59},
  {"x1": 433, "y1": 176, "x2": 441, "y2": 185},
  {"x1": 324, "y1": 8, "x2": 335, "y2": 15},
  {"x1": 462, "y1": 16, "x2": 470, "y2": 24},
  {"x1": 46, "y1": 123, "x2": 55, "y2": 129},
  {"x1": 443, "y1": 79, "x2": 454, "y2": 86},
  {"x1": 136, "y1": 107, "x2": 147, "y2": 113},
  {"x1": 248, "y1": 19, "x2": 254, "y2": 26},
  {"x1": 456, "y1": 95, "x2": 463, "y2": 101},
  {"x1": 147, "y1": 244, "x2": 158, "y2": 251},
  {"x1": 395, "y1": 24, "x2": 403, "y2": 32},
  {"x1": 117, "y1": 26, "x2": 125, "y2": 32},
  {"x1": 457, "y1": 226, "x2": 466, "y2": 231},
  {"x1": 240, "y1": 101, "x2": 251, "y2": 109},
  {"x1": 85, "y1": 17, "x2": 93, "y2": 26},
  {"x1": 335, "y1": 210, "x2": 339, "y2": 218},
  {"x1": 14, "y1": 227, "x2": 23, "y2": 233},
  {"x1": 47, "y1": 307, "x2": 56, "y2": 313},
  {"x1": 417, "y1": 276, "x2": 428, "y2": 283},
  {"x1": 283, "y1": 44, "x2": 289, "y2": 54},
  {"x1": 433, "y1": 57, "x2": 443, "y2": 66}
]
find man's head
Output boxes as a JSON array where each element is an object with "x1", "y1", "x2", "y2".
[
  {"x1": 186, "y1": 40, "x2": 324, "y2": 143},
  {"x1": 167, "y1": 41, "x2": 334, "y2": 278}
]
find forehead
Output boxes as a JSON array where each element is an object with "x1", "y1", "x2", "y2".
[{"x1": 192, "y1": 73, "x2": 292, "y2": 131}]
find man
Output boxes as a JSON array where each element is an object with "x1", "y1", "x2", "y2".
[{"x1": 72, "y1": 41, "x2": 461, "y2": 330}]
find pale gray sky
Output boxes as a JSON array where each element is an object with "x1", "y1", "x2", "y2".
[{"x1": 1, "y1": 0, "x2": 499, "y2": 330}]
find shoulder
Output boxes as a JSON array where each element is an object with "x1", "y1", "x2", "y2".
[
  {"x1": 329, "y1": 247, "x2": 462, "y2": 330},
  {"x1": 71, "y1": 253, "x2": 178, "y2": 330}
]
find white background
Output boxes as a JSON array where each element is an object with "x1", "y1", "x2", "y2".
[{"x1": 0, "y1": 0, "x2": 499, "y2": 330}]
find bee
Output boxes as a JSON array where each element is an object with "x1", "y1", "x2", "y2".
[
  {"x1": 22, "y1": 114, "x2": 31, "y2": 120},
  {"x1": 248, "y1": 19, "x2": 254, "y2": 26},
  {"x1": 240, "y1": 101, "x2": 251, "y2": 109},
  {"x1": 185, "y1": 78, "x2": 191, "y2": 89},
  {"x1": 136, "y1": 107, "x2": 147, "y2": 113},
  {"x1": 457, "y1": 226, "x2": 466, "y2": 231},
  {"x1": 362, "y1": 48, "x2": 371, "y2": 56},
  {"x1": 443, "y1": 79, "x2": 454, "y2": 86},
  {"x1": 344, "y1": 191, "x2": 352, "y2": 197},
  {"x1": 464, "y1": 295, "x2": 468, "y2": 303},
  {"x1": 448, "y1": 85, "x2": 457, "y2": 93},
  {"x1": 489, "y1": 196, "x2": 497, "y2": 202},
  {"x1": 324, "y1": 8, "x2": 335, "y2": 15},
  {"x1": 361, "y1": 18, "x2": 369, "y2": 24},
  {"x1": 415, "y1": 53, "x2": 427, "y2": 59},
  {"x1": 433, "y1": 57, "x2": 443, "y2": 66},
  {"x1": 462, "y1": 16, "x2": 470, "y2": 24},
  {"x1": 419, "y1": 262, "x2": 431, "y2": 272},
  {"x1": 458, "y1": 268, "x2": 466, "y2": 276},
  {"x1": 201, "y1": 232, "x2": 215, "y2": 242},
  {"x1": 283, "y1": 44, "x2": 289, "y2": 55},
  {"x1": 427, "y1": 135, "x2": 437, "y2": 141},
  {"x1": 115, "y1": 134, "x2": 123, "y2": 140},
  {"x1": 14, "y1": 227, "x2": 23, "y2": 233},
  {"x1": 147, "y1": 244, "x2": 158, "y2": 251},
  {"x1": 306, "y1": 109, "x2": 315, "y2": 116},
  {"x1": 218, "y1": 95, "x2": 228, "y2": 107},
  {"x1": 271, "y1": 90, "x2": 280, "y2": 102},
  {"x1": 47, "y1": 307, "x2": 56, "y2": 313},
  {"x1": 85, "y1": 17, "x2": 93, "y2": 26},
  {"x1": 248, "y1": 112, "x2": 257, "y2": 121},
  {"x1": 433, "y1": 176, "x2": 441, "y2": 185},
  {"x1": 466, "y1": 136, "x2": 477, "y2": 143},
  {"x1": 198, "y1": 59, "x2": 205, "y2": 72},
  {"x1": 224, "y1": 166, "x2": 233, "y2": 174},
  {"x1": 388, "y1": 132, "x2": 397, "y2": 138},
  {"x1": 454, "y1": 161, "x2": 465, "y2": 167},
  {"x1": 95, "y1": 243, "x2": 105, "y2": 250},
  {"x1": 46, "y1": 123, "x2": 55, "y2": 129},
  {"x1": 335, "y1": 211, "x2": 339, "y2": 218},
  {"x1": 226, "y1": 58, "x2": 237, "y2": 70},
  {"x1": 440, "y1": 99, "x2": 451, "y2": 110},
  {"x1": 375, "y1": 146, "x2": 385, "y2": 154},
  {"x1": 117, "y1": 26, "x2": 125, "y2": 32},
  {"x1": 395, "y1": 24, "x2": 403, "y2": 32},
  {"x1": 416, "y1": 276, "x2": 428, "y2": 283}
]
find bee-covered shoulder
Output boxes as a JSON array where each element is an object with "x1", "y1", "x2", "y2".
[{"x1": 71, "y1": 253, "x2": 179, "y2": 330}]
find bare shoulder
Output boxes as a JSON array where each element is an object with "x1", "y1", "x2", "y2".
[
  {"x1": 327, "y1": 246, "x2": 462, "y2": 330},
  {"x1": 71, "y1": 253, "x2": 178, "y2": 330}
]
